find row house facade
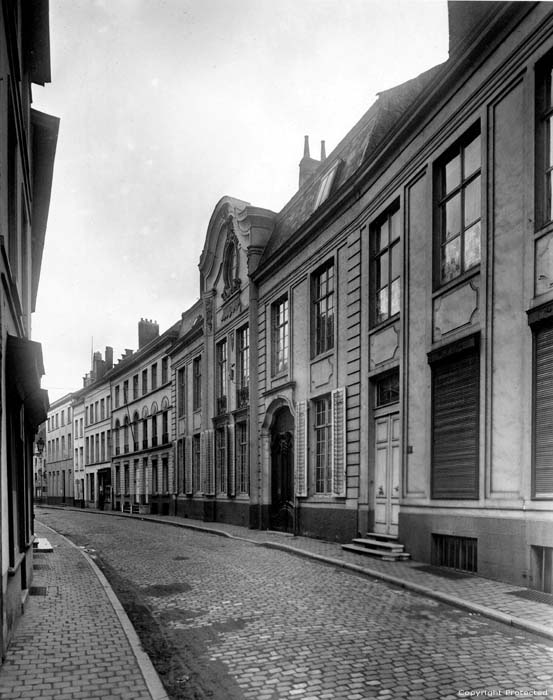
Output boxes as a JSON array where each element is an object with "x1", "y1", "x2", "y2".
[
  {"x1": 45, "y1": 394, "x2": 73, "y2": 504},
  {"x1": 0, "y1": 1, "x2": 58, "y2": 659},
  {"x1": 44, "y1": 2, "x2": 553, "y2": 592}
]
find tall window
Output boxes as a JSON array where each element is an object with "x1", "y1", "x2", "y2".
[
  {"x1": 216, "y1": 340, "x2": 227, "y2": 414},
  {"x1": 313, "y1": 260, "x2": 335, "y2": 356},
  {"x1": 178, "y1": 368, "x2": 186, "y2": 417},
  {"x1": 272, "y1": 296, "x2": 289, "y2": 375},
  {"x1": 142, "y1": 369, "x2": 148, "y2": 395},
  {"x1": 314, "y1": 397, "x2": 332, "y2": 494},
  {"x1": 115, "y1": 385, "x2": 120, "y2": 408},
  {"x1": 162, "y1": 411, "x2": 169, "y2": 444},
  {"x1": 538, "y1": 57, "x2": 553, "y2": 224},
  {"x1": 193, "y1": 356, "x2": 202, "y2": 411},
  {"x1": 132, "y1": 412, "x2": 140, "y2": 451},
  {"x1": 372, "y1": 207, "x2": 401, "y2": 325},
  {"x1": 437, "y1": 128, "x2": 481, "y2": 284},
  {"x1": 215, "y1": 427, "x2": 227, "y2": 494},
  {"x1": 114, "y1": 420, "x2": 120, "y2": 455},
  {"x1": 151, "y1": 363, "x2": 158, "y2": 390},
  {"x1": 151, "y1": 414, "x2": 158, "y2": 447},
  {"x1": 162, "y1": 357, "x2": 169, "y2": 384},
  {"x1": 237, "y1": 326, "x2": 249, "y2": 408},
  {"x1": 162, "y1": 456, "x2": 169, "y2": 492},
  {"x1": 192, "y1": 434, "x2": 201, "y2": 492},
  {"x1": 142, "y1": 418, "x2": 148, "y2": 450},
  {"x1": 133, "y1": 375, "x2": 139, "y2": 400},
  {"x1": 151, "y1": 459, "x2": 158, "y2": 494},
  {"x1": 123, "y1": 417, "x2": 129, "y2": 454},
  {"x1": 100, "y1": 398, "x2": 105, "y2": 420},
  {"x1": 123, "y1": 380, "x2": 129, "y2": 404},
  {"x1": 236, "y1": 422, "x2": 249, "y2": 495}
]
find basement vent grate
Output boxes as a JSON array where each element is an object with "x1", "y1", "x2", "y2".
[
  {"x1": 29, "y1": 587, "x2": 48, "y2": 596},
  {"x1": 431, "y1": 534, "x2": 477, "y2": 573},
  {"x1": 507, "y1": 589, "x2": 553, "y2": 606}
]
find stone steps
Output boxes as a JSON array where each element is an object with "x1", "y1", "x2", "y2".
[{"x1": 341, "y1": 533, "x2": 410, "y2": 561}]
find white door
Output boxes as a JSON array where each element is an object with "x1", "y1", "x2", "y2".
[{"x1": 374, "y1": 412, "x2": 400, "y2": 536}]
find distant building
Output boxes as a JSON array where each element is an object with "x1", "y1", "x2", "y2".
[
  {"x1": 46, "y1": 395, "x2": 74, "y2": 505},
  {"x1": 0, "y1": 1, "x2": 58, "y2": 660}
]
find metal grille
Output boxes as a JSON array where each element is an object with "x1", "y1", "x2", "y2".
[
  {"x1": 431, "y1": 533, "x2": 477, "y2": 573},
  {"x1": 29, "y1": 587, "x2": 48, "y2": 596}
]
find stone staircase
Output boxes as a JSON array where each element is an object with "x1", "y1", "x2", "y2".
[{"x1": 342, "y1": 532, "x2": 410, "y2": 562}]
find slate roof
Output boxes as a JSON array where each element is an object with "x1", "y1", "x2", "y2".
[{"x1": 259, "y1": 63, "x2": 444, "y2": 266}]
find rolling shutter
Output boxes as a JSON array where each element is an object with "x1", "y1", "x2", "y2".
[
  {"x1": 331, "y1": 387, "x2": 346, "y2": 497},
  {"x1": 431, "y1": 348, "x2": 479, "y2": 499},
  {"x1": 535, "y1": 325, "x2": 553, "y2": 496},
  {"x1": 295, "y1": 401, "x2": 307, "y2": 496},
  {"x1": 184, "y1": 436, "x2": 193, "y2": 495}
]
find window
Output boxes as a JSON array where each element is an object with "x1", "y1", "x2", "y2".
[
  {"x1": 237, "y1": 326, "x2": 249, "y2": 408},
  {"x1": 314, "y1": 397, "x2": 332, "y2": 494},
  {"x1": 533, "y1": 323, "x2": 553, "y2": 498},
  {"x1": 375, "y1": 371, "x2": 400, "y2": 407},
  {"x1": 123, "y1": 381, "x2": 129, "y2": 404},
  {"x1": 162, "y1": 456, "x2": 168, "y2": 492},
  {"x1": 100, "y1": 398, "x2": 105, "y2": 420},
  {"x1": 162, "y1": 357, "x2": 168, "y2": 384},
  {"x1": 124, "y1": 463, "x2": 130, "y2": 494},
  {"x1": 151, "y1": 459, "x2": 158, "y2": 494},
  {"x1": 436, "y1": 128, "x2": 481, "y2": 284},
  {"x1": 151, "y1": 363, "x2": 157, "y2": 390},
  {"x1": 314, "y1": 161, "x2": 340, "y2": 209},
  {"x1": 114, "y1": 385, "x2": 120, "y2": 408},
  {"x1": 142, "y1": 418, "x2": 148, "y2": 450},
  {"x1": 431, "y1": 340, "x2": 479, "y2": 499},
  {"x1": 372, "y1": 206, "x2": 401, "y2": 325},
  {"x1": 114, "y1": 420, "x2": 121, "y2": 455},
  {"x1": 272, "y1": 296, "x2": 289, "y2": 375},
  {"x1": 178, "y1": 368, "x2": 186, "y2": 418},
  {"x1": 215, "y1": 426, "x2": 227, "y2": 494},
  {"x1": 192, "y1": 434, "x2": 201, "y2": 493},
  {"x1": 216, "y1": 340, "x2": 227, "y2": 415},
  {"x1": 61, "y1": 410, "x2": 65, "y2": 426},
  {"x1": 101, "y1": 432, "x2": 106, "y2": 461},
  {"x1": 193, "y1": 356, "x2": 202, "y2": 411},
  {"x1": 162, "y1": 411, "x2": 168, "y2": 444},
  {"x1": 142, "y1": 369, "x2": 148, "y2": 395},
  {"x1": 132, "y1": 412, "x2": 140, "y2": 451},
  {"x1": 312, "y1": 260, "x2": 335, "y2": 356},
  {"x1": 236, "y1": 422, "x2": 249, "y2": 495},
  {"x1": 537, "y1": 57, "x2": 553, "y2": 225},
  {"x1": 133, "y1": 375, "x2": 139, "y2": 400},
  {"x1": 151, "y1": 414, "x2": 158, "y2": 447}
]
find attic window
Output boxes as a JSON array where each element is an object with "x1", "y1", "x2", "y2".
[{"x1": 314, "y1": 161, "x2": 340, "y2": 209}]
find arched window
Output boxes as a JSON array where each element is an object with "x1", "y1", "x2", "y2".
[{"x1": 142, "y1": 417, "x2": 148, "y2": 450}]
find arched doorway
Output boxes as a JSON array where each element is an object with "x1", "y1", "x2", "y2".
[{"x1": 270, "y1": 406, "x2": 295, "y2": 532}]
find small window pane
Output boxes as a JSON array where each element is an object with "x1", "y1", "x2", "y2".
[
  {"x1": 378, "y1": 219, "x2": 389, "y2": 249},
  {"x1": 464, "y1": 135, "x2": 481, "y2": 178},
  {"x1": 442, "y1": 237, "x2": 461, "y2": 282},
  {"x1": 445, "y1": 193, "x2": 461, "y2": 240},
  {"x1": 464, "y1": 176, "x2": 481, "y2": 227},
  {"x1": 390, "y1": 278, "x2": 400, "y2": 317},
  {"x1": 464, "y1": 221, "x2": 481, "y2": 270},
  {"x1": 379, "y1": 251, "x2": 389, "y2": 286},
  {"x1": 390, "y1": 243, "x2": 400, "y2": 281},
  {"x1": 377, "y1": 288, "x2": 389, "y2": 323},
  {"x1": 445, "y1": 154, "x2": 461, "y2": 193},
  {"x1": 390, "y1": 210, "x2": 401, "y2": 242}
]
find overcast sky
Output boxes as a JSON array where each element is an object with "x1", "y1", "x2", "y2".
[{"x1": 32, "y1": 0, "x2": 448, "y2": 402}]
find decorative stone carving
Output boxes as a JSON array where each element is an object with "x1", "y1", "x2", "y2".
[
  {"x1": 369, "y1": 324, "x2": 399, "y2": 369},
  {"x1": 204, "y1": 298, "x2": 213, "y2": 334},
  {"x1": 222, "y1": 218, "x2": 241, "y2": 301},
  {"x1": 310, "y1": 356, "x2": 334, "y2": 390},
  {"x1": 433, "y1": 279, "x2": 479, "y2": 340}
]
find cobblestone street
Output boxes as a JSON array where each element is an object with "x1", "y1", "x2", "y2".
[{"x1": 36, "y1": 508, "x2": 553, "y2": 700}]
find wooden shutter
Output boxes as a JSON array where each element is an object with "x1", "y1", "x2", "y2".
[
  {"x1": 184, "y1": 436, "x2": 193, "y2": 495},
  {"x1": 228, "y1": 423, "x2": 236, "y2": 496},
  {"x1": 204, "y1": 430, "x2": 215, "y2": 496},
  {"x1": 331, "y1": 387, "x2": 346, "y2": 496},
  {"x1": 535, "y1": 325, "x2": 553, "y2": 496},
  {"x1": 431, "y1": 349, "x2": 479, "y2": 499},
  {"x1": 295, "y1": 401, "x2": 307, "y2": 497}
]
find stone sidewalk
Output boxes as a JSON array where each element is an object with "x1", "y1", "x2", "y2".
[
  {"x1": 0, "y1": 521, "x2": 168, "y2": 700},
  {"x1": 76, "y1": 506, "x2": 553, "y2": 642}
]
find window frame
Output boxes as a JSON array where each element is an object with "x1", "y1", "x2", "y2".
[
  {"x1": 193, "y1": 356, "x2": 202, "y2": 412},
  {"x1": 537, "y1": 54, "x2": 553, "y2": 228},
  {"x1": 370, "y1": 204, "x2": 401, "y2": 327},
  {"x1": 272, "y1": 295, "x2": 289, "y2": 376},
  {"x1": 311, "y1": 259, "x2": 335, "y2": 358},
  {"x1": 313, "y1": 395, "x2": 332, "y2": 495},
  {"x1": 434, "y1": 124, "x2": 482, "y2": 288}
]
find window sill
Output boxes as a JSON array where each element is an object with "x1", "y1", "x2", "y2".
[
  {"x1": 432, "y1": 267, "x2": 479, "y2": 299},
  {"x1": 310, "y1": 349, "x2": 334, "y2": 364},
  {"x1": 368, "y1": 314, "x2": 400, "y2": 337}
]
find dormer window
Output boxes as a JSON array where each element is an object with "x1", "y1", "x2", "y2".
[{"x1": 314, "y1": 161, "x2": 340, "y2": 209}]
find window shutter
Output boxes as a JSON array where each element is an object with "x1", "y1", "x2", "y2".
[
  {"x1": 331, "y1": 387, "x2": 346, "y2": 496},
  {"x1": 184, "y1": 436, "x2": 193, "y2": 495},
  {"x1": 205, "y1": 430, "x2": 215, "y2": 496},
  {"x1": 295, "y1": 401, "x2": 307, "y2": 497},
  {"x1": 432, "y1": 349, "x2": 479, "y2": 499},
  {"x1": 535, "y1": 325, "x2": 553, "y2": 496},
  {"x1": 228, "y1": 423, "x2": 236, "y2": 496}
]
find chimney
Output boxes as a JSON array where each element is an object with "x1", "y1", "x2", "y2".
[
  {"x1": 320, "y1": 140, "x2": 326, "y2": 161},
  {"x1": 93, "y1": 351, "x2": 102, "y2": 380},
  {"x1": 138, "y1": 318, "x2": 159, "y2": 348},
  {"x1": 298, "y1": 135, "x2": 320, "y2": 188},
  {"x1": 105, "y1": 346, "x2": 113, "y2": 370}
]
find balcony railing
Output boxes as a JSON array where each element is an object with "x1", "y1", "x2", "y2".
[{"x1": 237, "y1": 386, "x2": 249, "y2": 409}]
